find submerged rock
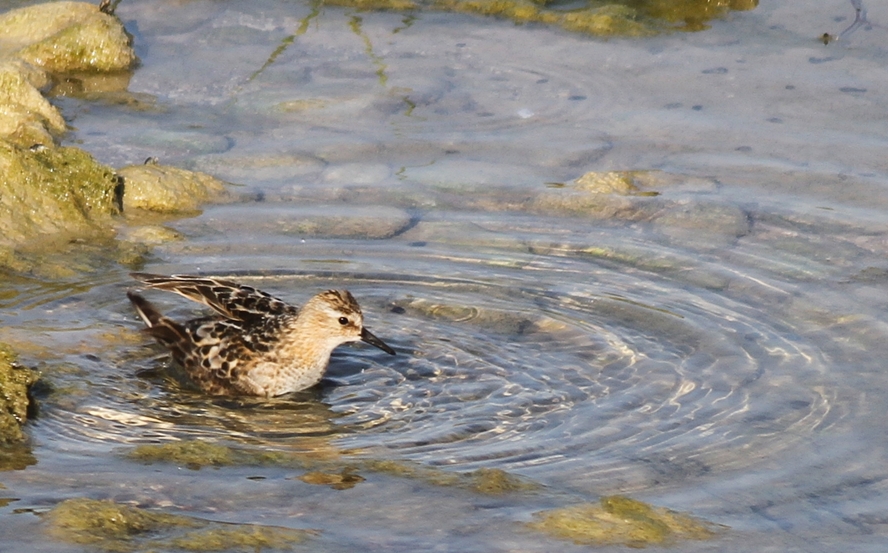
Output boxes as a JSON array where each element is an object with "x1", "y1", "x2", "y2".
[
  {"x1": 391, "y1": 297, "x2": 542, "y2": 335},
  {"x1": 0, "y1": 343, "x2": 39, "y2": 444},
  {"x1": 529, "y1": 170, "x2": 662, "y2": 218},
  {"x1": 45, "y1": 498, "x2": 199, "y2": 547},
  {"x1": 528, "y1": 495, "x2": 723, "y2": 547},
  {"x1": 125, "y1": 439, "x2": 293, "y2": 470},
  {"x1": 182, "y1": 204, "x2": 412, "y2": 240},
  {"x1": 574, "y1": 170, "x2": 654, "y2": 195},
  {"x1": 321, "y1": 0, "x2": 758, "y2": 36},
  {"x1": 530, "y1": 187, "x2": 643, "y2": 220},
  {"x1": 299, "y1": 468, "x2": 366, "y2": 490},
  {"x1": 164, "y1": 526, "x2": 314, "y2": 552},
  {"x1": 362, "y1": 459, "x2": 540, "y2": 495},
  {"x1": 653, "y1": 201, "x2": 750, "y2": 248},
  {"x1": 468, "y1": 467, "x2": 539, "y2": 495},
  {"x1": 45, "y1": 497, "x2": 314, "y2": 551},
  {"x1": 0, "y1": 441, "x2": 37, "y2": 470}
]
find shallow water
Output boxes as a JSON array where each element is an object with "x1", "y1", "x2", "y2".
[{"x1": 3, "y1": 0, "x2": 888, "y2": 551}]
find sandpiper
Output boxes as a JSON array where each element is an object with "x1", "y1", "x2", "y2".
[{"x1": 127, "y1": 273, "x2": 395, "y2": 397}]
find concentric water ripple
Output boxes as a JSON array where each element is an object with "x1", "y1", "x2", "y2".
[
  {"x1": 26, "y1": 252, "x2": 838, "y2": 498},
  {"x1": 323, "y1": 277, "x2": 835, "y2": 490}
]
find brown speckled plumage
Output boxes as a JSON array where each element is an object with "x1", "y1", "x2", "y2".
[{"x1": 127, "y1": 273, "x2": 395, "y2": 397}]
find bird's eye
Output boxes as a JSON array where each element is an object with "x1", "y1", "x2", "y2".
[{"x1": 338, "y1": 317, "x2": 349, "y2": 325}]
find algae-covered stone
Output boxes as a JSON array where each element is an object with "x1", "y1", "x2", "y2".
[
  {"x1": 574, "y1": 170, "x2": 647, "y2": 195},
  {"x1": 323, "y1": 0, "x2": 418, "y2": 9},
  {"x1": 0, "y1": 441, "x2": 37, "y2": 470},
  {"x1": 0, "y1": 343, "x2": 39, "y2": 444},
  {"x1": 164, "y1": 526, "x2": 314, "y2": 552},
  {"x1": 45, "y1": 497, "x2": 200, "y2": 548},
  {"x1": 362, "y1": 459, "x2": 539, "y2": 495},
  {"x1": 326, "y1": 0, "x2": 758, "y2": 36},
  {"x1": 530, "y1": 188, "x2": 640, "y2": 220},
  {"x1": 528, "y1": 495, "x2": 722, "y2": 547},
  {"x1": 0, "y1": 141, "x2": 120, "y2": 248},
  {"x1": 634, "y1": 0, "x2": 758, "y2": 31},
  {"x1": 569, "y1": 170, "x2": 716, "y2": 196},
  {"x1": 559, "y1": 5, "x2": 652, "y2": 37},
  {"x1": 434, "y1": 0, "x2": 546, "y2": 25},
  {"x1": 0, "y1": 2, "x2": 136, "y2": 73},
  {"x1": 125, "y1": 439, "x2": 293, "y2": 470},
  {"x1": 468, "y1": 467, "x2": 538, "y2": 495},
  {"x1": 46, "y1": 497, "x2": 314, "y2": 551},
  {"x1": 531, "y1": 170, "x2": 708, "y2": 220},
  {"x1": 118, "y1": 163, "x2": 228, "y2": 213},
  {"x1": 299, "y1": 467, "x2": 366, "y2": 490}
]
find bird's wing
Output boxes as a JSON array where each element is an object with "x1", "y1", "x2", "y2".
[{"x1": 131, "y1": 273, "x2": 297, "y2": 323}]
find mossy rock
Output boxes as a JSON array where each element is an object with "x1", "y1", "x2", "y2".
[
  {"x1": 0, "y1": 141, "x2": 120, "y2": 249},
  {"x1": 163, "y1": 526, "x2": 314, "y2": 552},
  {"x1": 362, "y1": 459, "x2": 539, "y2": 494},
  {"x1": 45, "y1": 498, "x2": 200, "y2": 546},
  {"x1": 574, "y1": 170, "x2": 646, "y2": 195},
  {"x1": 468, "y1": 467, "x2": 539, "y2": 494},
  {"x1": 125, "y1": 439, "x2": 294, "y2": 470},
  {"x1": 299, "y1": 467, "x2": 366, "y2": 490},
  {"x1": 528, "y1": 495, "x2": 723, "y2": 547},
  {"x1": 118, "y1": 163, "x2": 228, "y2": 213},
  {"x1": 0, "y1": 1, "x2": 136, "y2": 73},
  {"x1": 0, "y1": 343, "x2": 39, "y2": 444},
  {"x1": 45, "y1": 497, "x2": 314, "y2": 551},
  {"x1": 323, "y1": 0, "x2": 758, "y2": 36}
]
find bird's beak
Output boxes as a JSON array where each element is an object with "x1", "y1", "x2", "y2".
[{"x1": 361, "y1": 327, "x2": 396, "y2": 355}]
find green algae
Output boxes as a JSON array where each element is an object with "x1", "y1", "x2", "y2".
[
  {"x1": 164, "y1": 526, "x2": 314, "y2": 552},
  {"x1": 0, "y1": 343, "x2": 39, "y2": 444},
  {"x1": 528, "y1": 495, "x2": 722, "y2": 547},
  {"x1": 362, "y1": 459, "x2": 539, "y2": 495},
  {"x1": 325, "y1": 0, "x2": 419, "y2": 11},
  {"x1": 0, "y1": 441, "x2": 37, "y2": 471},
  {"x1": 0, "y1": 141, "x2": 120, "y2": 248},
  {"x1": 299, "y1": 467, "x2": 366, "y2": 489},
  {"x1": 125, "y1": 439, "x2": 295, "y2": 470},
  {"x1": 624, "y1": 0, "x2": 759, "y2": 32},
  {"x1": 46, "y1": 498, "x2": 200, "y2": 551},
  {"x1": 45, "y1": 497, "x2": 313, "y2": 552},
  {"x1": 574, "y1": 170, "x2": 648, "y2": 195},
  {"x1": 348, "y1": 15, "x2": 389, "y2": 86},
  {"x1": 468, "y1": 467, "x2": 539, "y2": 495},
  {"x1": 319, "y1": 0, "x2": 757, "y2": 37}
]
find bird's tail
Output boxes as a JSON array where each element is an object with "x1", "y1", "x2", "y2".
[{"x1": 127, "y1": 291, "x2": 189, "y2": 346}]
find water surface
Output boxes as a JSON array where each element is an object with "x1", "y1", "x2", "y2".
[{"x1": 2, "y1": 0, "x2": 888, "y2": 551}]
